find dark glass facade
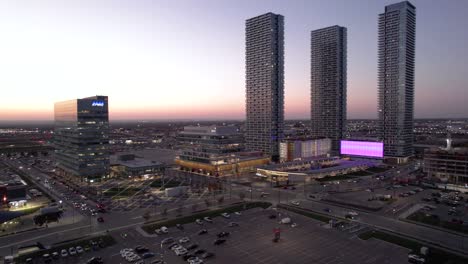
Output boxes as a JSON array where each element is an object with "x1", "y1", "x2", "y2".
[
  {"x1": 245, "y1": 13, "x2": 284, "y2": 161},
  {"x1": 54, "y1": 96, "x2": 109, "y2": 181},
  {"x1": 310, "y1": 26, "x2": 347, "y2": 155},
  {"x1": 378, "y1": 1, "x2": 416, "y2": 158}
]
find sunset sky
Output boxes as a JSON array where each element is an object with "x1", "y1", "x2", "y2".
[{"x1": 0, "y1": 0, "x2": 467, "y2": 121}]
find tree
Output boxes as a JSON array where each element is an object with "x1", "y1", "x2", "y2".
[{"x1": 143, "y1": 210, "x2": 151, "y2": 221}]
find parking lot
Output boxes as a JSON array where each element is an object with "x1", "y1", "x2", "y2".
[
  {"x1": 97, "y1": 207, "x2": 409, "y2": 264},
  {"x1": 406, "y1": 190, "x2": 468, "y2": 231}
]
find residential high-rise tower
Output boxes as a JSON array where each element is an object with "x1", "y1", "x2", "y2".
[
  {"x1": 310, "y1": 26, "x2": 347, "y2": 155},
  {"x1": 245, "y1": 13, "x2": 285, "y2": 161},
  {"x1": 378, "y1": 1, "x2": 416, "y2": 162}
]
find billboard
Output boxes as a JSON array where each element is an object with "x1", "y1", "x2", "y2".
[{"x1": 340, "y1": 140, "x2": 384, "y2": 158}]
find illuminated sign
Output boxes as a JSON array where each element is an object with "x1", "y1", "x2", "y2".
[
  {"x1": 92, "y1": 101, "x2": 105, "y2": 107},
  {"x1": 340, "y1": 140, "x2": 384, "y2": 158}
]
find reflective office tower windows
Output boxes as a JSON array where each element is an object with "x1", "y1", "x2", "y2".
[
  {"x1": 54, "y1": 96, "x2": 110, "y2": 182},
  {"x1": 245, "y1": 13, "x2": 284, "y2": 161},
  {"x1": 310, "y1": 26, "x2": 347, "y2": 155},
  {"x1": 378, "y1": 1, "x2": 416, "y2": 161}
]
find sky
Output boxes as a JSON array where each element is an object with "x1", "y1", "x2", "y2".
[{"x1": 0, "y1": 0, "x2": 467, "y2": 121}]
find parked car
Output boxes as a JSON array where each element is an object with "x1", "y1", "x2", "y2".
[
  {"x1": 161, "y1": 237, "x2": 175, "y2": 244},
  {"x1": 60, "y1": 249, "x2": 68, "y2": 257},
  {"x1": 213, "y1": 239, "x2": 226, "y2": 245},
  {"x1": 186, "y1": 244, "x2": 199, "y2": 250},
  {"x1": 176, "y1": 224, "x2": 184, "y2": 230},
  {"x1": 76, "y1": 246, "x2": 84, "y2": 254},
  {"x1": 201, "y1": 252, "x2": 214, "y2": 259},
  {"x1": 188, "y1": 256, "x2": 204, "y2": 264},
  {"x1": 175, "y1": 247, "x2": 188, "y2": 256},
  {"x1": 195, "y1": 219, "x2": 203, "y2": 225},
  {"x1": 290, "y1": 200, "x2": 300, "y2": 206},
  {"x1": 228, "y1": 222, "x2": 239, "y2": 227},
  {"x1": 179, "y1": 237, "x2": 190, "y2": 243},
  {"x1": 135, "y1": 246, "x2": 149, "y2": 253},
  {"x1": 217, "y1": 232, "x2": 230, "y2": 238},
  {"x1": 68, "y1": 247, "x2": 77, "y2": 256},
  {"x1": 183, "y1": 254, "x2": 196, "y2": 261},
  {"x1": 86, "y1": 257, "x2": 104, "y2": 264},
  {"x1": 194, "y1": 249, "x2": 206, "y2": 255},
  {"x1": 203, "y1": 217, "x2": 213, "y2": 223},
  {"x1": 221, "y1": 213, "x2": 230, "y2": 218},
  {"x1": 142, "y1": 252, "x2": 156, "y2": 259},
  {"x1": 198, "y1": 229, "x2": 208, "y2": 235},
  {"x1": 168, "y1": 243, "x2": 181, "y2": 251},
  {"x1": 408, "y1": 254, "x2": 425, "y2": 263}
]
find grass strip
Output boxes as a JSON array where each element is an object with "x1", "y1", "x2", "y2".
[
  {"x1": 141, "y1": 201, "x2": 271, "y2": 234},
  {"x1": 358, "y1": 230, "x2": 468, "y2": 264},
  {"x1": 278, "y1": 204, "x2": 332, "y2": 223}
]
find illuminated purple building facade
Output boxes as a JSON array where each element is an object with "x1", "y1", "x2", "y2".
[{"x1": 340, "y1": 140, "x2": 384, "y2": 158}]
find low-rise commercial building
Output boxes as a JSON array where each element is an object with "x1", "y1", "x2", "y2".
[
  {"x1": 279, "y1": 137, "x2": 331, "y2": 162},
  {"x1": 256, "y1": 157, "x2": 379, "y2": 184},
  {"x1": 0, "y1": 178, "x2": 28, "y2": 203},
  {"x1": 424, "y1": 148, "x2": 468, "y2": 186},
  {"x1": 110, "y1": 154, "x2": 165, "y2": 177},
  {"x1": 175, "y1": 125, "x2": 269, "y2": 176}
]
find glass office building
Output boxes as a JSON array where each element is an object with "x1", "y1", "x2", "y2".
[{"x1": 54, "y1": 96, "x2": 110, "y2": 182}]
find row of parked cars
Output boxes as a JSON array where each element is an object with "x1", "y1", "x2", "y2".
[
  {"x1": 156, "y1": 212, "x2": 246, "y2": 262},
  {"x1": 27, "y1": 239, "x2": 106, "y2": 263}
]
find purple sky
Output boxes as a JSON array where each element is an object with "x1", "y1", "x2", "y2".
[{"x1": 0, "y1": 0, "x2": 467, "y2": 120}]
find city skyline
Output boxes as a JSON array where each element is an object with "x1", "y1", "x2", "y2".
[{"x1": 1, "y1": 0, "x2": 468, "y2": 121}]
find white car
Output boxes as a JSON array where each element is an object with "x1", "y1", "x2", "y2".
[
  {"x1": 76, "y1": 246, "x2": 84, "y2": 254},
  {"x1": 175, "y1": 247, "x2": 188, "y2": 256},
  {"x1": 203, "y1": 217, "x2": 213, "y2": 223},
  {"x1": 171, "y1": 245, "x2": 183, "y2": 251},
  {"x1": 68, "y1": 247, "x2": 77, "y2": 256},
  {"x1": 221, "y1": 213, "x2": 230, "y2": 218},
  {"x1": 290, "y1": 200, "x2": 300, "y2": 206},
  {"x1": 120, "y1": 248, "x2": 133, "y2": 254},
  {"x1": 160, "y1": 226, "x2": 169, "y2": 233},
  {"x1": 408, "y1": 254, "x2": 425, "y2": 263},
  {"x1": 348, "y1": 211, "x2": 359, "y2": 216},
  {"x1": 291, "y1": 223, "x2": 298, "y2": 228},
  {"x1": 179, "y1": 237, "x2": 190, "y2": 243},
  {"x1": 234, "y1": 211, "x2": 241, "y2": 216},
  {"x1": 195, "y1": 219, "x2": 203, "y2": 225},
  {"x1": 60, "y1": 249, "x2": 68, "y2": 257},
  {"x1": 189, "y1": 257, "x2": 204, "y2": 264}
]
